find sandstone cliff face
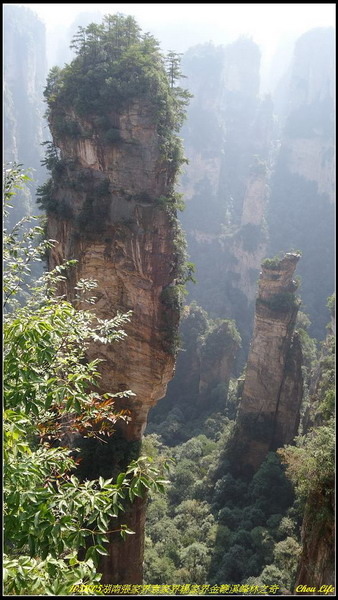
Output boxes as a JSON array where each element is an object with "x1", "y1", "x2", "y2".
[
  {"x1": 198, "y1": 321, "x2": 240, "y2": 399},
  {"x1": 47, "y1": 99, "x2": 181, "y2": 581},
  {"x1": 287, "y1": 28, "x2": 334, "y2": 114},
  {"x1": 101, "y1": 497, "x2": 146, "y2": 585},
  {"x1": 231, "y1": 254, "x2": 303, "y2": 476},
  {"x1": 227, "y1": 173, "x2": 268, "y2": 303},
  {"x1": 295, "y1": 488, "x2": 335, "y2": 594},
  {"x1": 48, "y1": 101, "x2": 179, "y2": 441},
  {"x1": 4, "y1": 5, "x2": 46, "y2": 166},
  {"x1": 241, "y1": 175, "x2": 267, "y2": 227}
]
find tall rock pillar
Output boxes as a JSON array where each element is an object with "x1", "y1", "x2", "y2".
[
  {"x1": 230, "y1": 253, "x2": 303, "y2": 477},
  {"x1": 43, "y1": 19, "x2": 186, "y2": 582}
]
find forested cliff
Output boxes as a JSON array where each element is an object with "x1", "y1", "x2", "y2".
[{"x1": 3, "y1": 6, "x2": 335, "y2": 596}]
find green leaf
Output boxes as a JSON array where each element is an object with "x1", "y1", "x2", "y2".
[
  {"x1": 97, "y1": 513, "x2": 109, "y2": 532},
  {"x1": 156, "y1": 483, "x2": 165, "y2": 494},
  {"x1": 139, "y1": 476, "x2": 150, "y2": 489},
  {"x1": 116, "y1": 472, "x2": 126, "y2": 487},
  {"x1": 95, "y1": 544, "x2": 108, "y2": 556}
]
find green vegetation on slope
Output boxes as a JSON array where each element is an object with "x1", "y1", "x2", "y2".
[
  {"x1": 3, "y1": 165, "x2": 170, "y2": 595},
  {"x1": 145, "y1": 301, "x2": 333, "y2": 593},
  {"x1": 143, "y1": 431, "x2": 301, "y2": 593},
  {"x1": 279, "y1": 300, "x2": 335, "y2": 583}
]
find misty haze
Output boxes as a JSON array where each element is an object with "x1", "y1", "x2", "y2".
[{"x1": 3, "y1": 3, "x2": 335, "y2": 596}]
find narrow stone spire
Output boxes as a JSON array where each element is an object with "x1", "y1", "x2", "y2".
[{"x1": 230, "y1": 253, "x2": 303, "y2": 477}]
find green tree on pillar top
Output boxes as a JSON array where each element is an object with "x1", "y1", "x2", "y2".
[{"x1": 166, "y1": 50, "x2": 185, "y2": 88}]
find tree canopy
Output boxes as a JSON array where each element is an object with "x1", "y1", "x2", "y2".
[{"x1": 44, "y1": 13, "x2": 191, "y2": 167}]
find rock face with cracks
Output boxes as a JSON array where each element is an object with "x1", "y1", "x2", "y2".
[
  {"x1": 46, "y1": 99, "x2": 181, "y2": 582},
  {"x1": 294, "y1": 488, "x2": 335, "y2": 594},
  {"x1": 230, "y1": 253, "x2": 303, "y2": 477}
]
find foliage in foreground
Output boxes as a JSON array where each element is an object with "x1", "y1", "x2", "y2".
[{"x1": 3, "y1": 165, "x2": 170, "y2": 595}]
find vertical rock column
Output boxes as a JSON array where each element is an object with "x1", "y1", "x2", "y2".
[
  {"x1": 230, "y1": 253, "x2": 303, "y2": 477},
  {"x1": 46, "y1": 100, "x2": 181, "y2": 582}
]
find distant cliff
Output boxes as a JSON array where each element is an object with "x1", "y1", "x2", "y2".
[
  {"x1": 268, "y1": 28, "x2": 335, "y2": 340},
  {"x1": 177, "y1": 40, "x2": 274, "y2": 361},
  {"x1": 147, "y1": 303, "x2": 241, "y2": 443},
  {"x1": 230, "y1": 253, "x2": 303, "y2": 477},
  {"x1": 177, "y1": 29, "x2": 334, "y2": 350},
  {"x1": 42, "y1": 16, "x2": 188, "y2": 583},
  {"x1": 4, "y1": 5, "x2": 47, "y2": 221}
]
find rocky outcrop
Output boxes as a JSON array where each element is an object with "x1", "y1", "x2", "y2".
[
  {"x1": 286, "y1": 28, "x2": 334, "y2": 114},
  {"x1": 295, "y1": 488, "x2": 335, "y2": 594},
  {"x1": 198, "y1": 320, "x2": 240, "y2": 400},
  {"x1": 101, "y1": 497, "x2": 146, "y2": 585},
  {"x1": 241, "y1": 174, "x2": 268, "y2": 227},
  {"x1": 230, "y1": 253, "x2": 303, "y2": 476},
  {"x1": 46, "y1": 94, "x2": 181, "y2": 580},
  {"x1": 147, "y1": 304, "x2": 241, "y2": 440}
]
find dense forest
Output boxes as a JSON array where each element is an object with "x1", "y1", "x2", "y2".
[{"x1": 3, "y1": 5, "x2": 335, "y2": 596}]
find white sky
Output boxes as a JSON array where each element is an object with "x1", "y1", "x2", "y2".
[
  {"x1": 6, "y1": 3, "x2": 335, "y2": 43},
  {"x1": 4, "y1": 3, "x2": 336, "y2": 91}
]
